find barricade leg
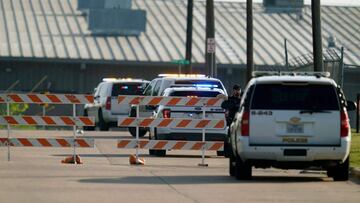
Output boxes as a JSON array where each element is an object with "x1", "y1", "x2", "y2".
[
  {"x1": 198, "y1": 105, "x2": 208, "y2": 167},
  {"x1": 6, "y1": 101, "x2": 11, "y2": 161},
  {"x1": 73, "y1": 104, "x2": 78, "y2": 164},
  {"x1": 129, "y1": 105, "x2": 144, "y2": 165}
]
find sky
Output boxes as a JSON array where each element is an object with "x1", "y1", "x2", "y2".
[{"x1": 214, "y1": 0, "x2": 360, "y2": 7}]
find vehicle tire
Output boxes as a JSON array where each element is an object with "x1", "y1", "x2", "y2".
[
  {"x1": 152, "y1": 127, "x2": 166, "y2": 157},
  {"x1": 128, "y1": 108, "x2": 147, "y2": 137},
  {"x1": 148, "y1": 129, "x2": 156, "y2": 156},
  {"x1": 154, "y1": 150, "x2": 166, "y2": 157},
  {"x1": 229, "y1": 151, "x2": 236, "y2": 176},
  {"x1": 129, "y1": 127, "x2": 147, "y2": 138},
  {"x1": 83, "y1": 110, "x2": 95, "y2": 131},
  {"x1": 224, "y1": 141, "x2": 231, "y2": 158},
  {"x1": 332, "y1": 157, "x2": 349, "y2": 181},
  {"x1": 98, "y1": 109, "x2": 109, "y2": 131},
  {"x1": 234, "y1": 155, "x2": 252, "y2": 180},
  {"x1": 217, "y1": 150, "x2": 225, "y2": 156}
]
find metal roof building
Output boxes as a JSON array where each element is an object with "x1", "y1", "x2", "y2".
[{"x1": 1, "y1": 0, "x2": 359, "y2": 65}]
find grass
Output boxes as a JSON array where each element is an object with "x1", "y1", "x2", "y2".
[{"x1": 351, "y1": 129, "x2": 360, "y2": 168}]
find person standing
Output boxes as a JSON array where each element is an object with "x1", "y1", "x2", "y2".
[{"x1": 222, "y1": 84, "x2": 241, "y2": 125}]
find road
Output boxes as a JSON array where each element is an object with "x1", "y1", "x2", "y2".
[{"x1": 0, "y1": 130, "x2": 359, "y2": 203}]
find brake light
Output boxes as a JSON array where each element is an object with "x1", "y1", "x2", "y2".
[
  {"x1": 340, "y1": 110, "x2": 349, "y2": 137},
  {"x1": 105, "y1": 97, "x2": 111, "y2": 110},
  {"x1": 163, "y1": 109, "x2": 171, "y2": 118},
  {"x1": 241, "y1": 111, "x2": 250, "y2": 136}
]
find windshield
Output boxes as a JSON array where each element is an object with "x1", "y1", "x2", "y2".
[
  {"x1": 111, "y1": 83, "x2": 147, "y2": 96},
  {"x1": 251, "y1": 84, "x2": 340, "y2": 110},
  {"x1": 169, "y1": 91, "x2": 221, "y2": 97}
]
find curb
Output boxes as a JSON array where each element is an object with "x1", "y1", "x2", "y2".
[{"x1": 350, "y1": 167, "x2": 360, "y2": 180}]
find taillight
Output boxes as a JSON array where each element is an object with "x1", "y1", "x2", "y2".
[
  {"x1": 105, "y1": 97, "x2": 111, "y2": 110},
  {"x1": 163, "y1": 109, "x2": 171, "y2": 118},
  {"x1": 340, "y1": 110, "x2": 349, "y2": 137},
  {"x1": 241, "y1": 111, "x2": 250, "y2": 136}
]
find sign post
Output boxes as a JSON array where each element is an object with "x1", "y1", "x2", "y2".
[{"x1": 171, "y1": 59, "x2": 190, "y2": 74}]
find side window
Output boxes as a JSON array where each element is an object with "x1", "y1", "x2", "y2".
[
  {"x1": 152, "y1": 80, "x2": 162, "y2": 96},
  {"x1": 144, "y1": 80, "x2": 156, "y2": 96},
  {"x1": 242, "y1": 84, "x2": 255, "y2": 111},
  {"x1": 94, "y1": 84, "x2": 102, "y2": 98},
  {"x1": 99, "y1": 84, "x2": 108, "y2": 97}
]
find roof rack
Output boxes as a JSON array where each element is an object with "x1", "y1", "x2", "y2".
[{"x1": 252, "y1": 71, "x2": 331, "y2": 78}]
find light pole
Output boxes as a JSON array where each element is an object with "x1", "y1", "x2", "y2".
[
  {"x1": 205, "y1": 0, "x2": 216, "y2": 77},
  {"x1": 246, "y1": 0, "x2": 254, "y2": 82},
  {"x1": 185, "y1": 0, "x2": 194, "y2": 74},
  {"x1": 312, "y1": 0, "x2": 323, "y2": 72}
]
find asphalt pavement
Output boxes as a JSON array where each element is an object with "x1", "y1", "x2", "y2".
[{"x1": 0, "y1": 130, "x2": 359, "y2": 203}]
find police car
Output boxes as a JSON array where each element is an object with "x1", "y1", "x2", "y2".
[
  {"x1": 128, "y1": 74, "x2": 228, "y2": 137},
  {"x1": 228, "y1": 72, "x2": 356, "y2": 181},
  {"x1": 84, "y1": 78, "x2": 149, "y2": 131},
  {"x1": 148, "y1": 86, "x2": 228, "y2": 156}
]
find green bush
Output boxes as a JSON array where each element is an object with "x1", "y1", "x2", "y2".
[{"x1": 0, "y1": 103, "x2": 29, "y2": 115}]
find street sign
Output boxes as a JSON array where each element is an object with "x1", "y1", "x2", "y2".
[
  {"x1": 171, "y1": 59, "x2": 190, "y2": 65},
  {"x1": 207, "y1": 38, "x2": 216, "y2": 53}
]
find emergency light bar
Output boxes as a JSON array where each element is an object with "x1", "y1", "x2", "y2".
[{"x1": 158, "y1": 74, "x2": 206, "y2": 78}]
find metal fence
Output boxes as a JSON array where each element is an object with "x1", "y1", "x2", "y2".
[{"x1": 256, "y1": 48, "x2": 344, "y2": 85}]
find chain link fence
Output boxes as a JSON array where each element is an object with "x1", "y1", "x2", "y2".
[{"x1": 256, "y1": 48, "x2": 344, "y2": 85}]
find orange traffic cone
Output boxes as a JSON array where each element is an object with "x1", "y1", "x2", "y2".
[
  {"x1": 61, "y1": 155, "x2": 83, "y2": 164},
  {"x1": 129, "y1": 154, "x2": 145, "y2": 165}
]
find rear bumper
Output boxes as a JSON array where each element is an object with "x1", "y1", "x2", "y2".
[
  {"x1": 157, "y1": 130, "x2": 227, "y2": 141},
  {"x1": 236, "y1": 136, "x2": 350, "y2": 163}
]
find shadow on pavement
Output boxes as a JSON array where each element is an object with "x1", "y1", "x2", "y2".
[{"x1": 78, "y1": 175, "x2": 326, "y2": 185}]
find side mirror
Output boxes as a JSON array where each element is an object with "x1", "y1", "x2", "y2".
[{"x1": 346, "y1": 101, "x2": 357, "y2": 111}]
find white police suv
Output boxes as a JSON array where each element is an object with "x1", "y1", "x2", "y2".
[
  {"x1": 84, "y1": 78, "x2": 149, "y2": 131},
  {"x1": 228, "y1": 72, "x2": 356, "y2": 181},
  {"x1": 149, "y1": 87, "x2": 227, "y2": 156},
  {"x1": 128, "y1": 74, "x2": 227, "y2": 137}
]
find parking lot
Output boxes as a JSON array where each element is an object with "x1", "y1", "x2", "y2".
[{"x1": 0, "y1": 130, "x2": 359, "y2": 203}]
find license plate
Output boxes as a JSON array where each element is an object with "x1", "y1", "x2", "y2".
[
  {"x1": 287, "y1": 124, "x2": 304, "y2": 133},
  {"x1": 282, "y1": 137, "x2": 308, "y2": 144}
]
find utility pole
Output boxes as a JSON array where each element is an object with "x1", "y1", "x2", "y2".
[
  {"x1": 284, "y1": 38, "x2": 289, "y2": 68},
  {"x1": 185, "y1": 0, "x2": 194, "y2": 74},
  {"x1": 246, "y1": 0, "x2": 253, "y2": 82},
  {"x1": 205, "y1": 0, "x2": 216, "y2": 77},
  {"x1": 312, "y1": 0, "x2": 323, "y2": 72}
]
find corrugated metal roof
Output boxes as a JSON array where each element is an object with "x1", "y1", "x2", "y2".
[{"x1": 0, "y1": 0, "x2": 359, "y2": 65}]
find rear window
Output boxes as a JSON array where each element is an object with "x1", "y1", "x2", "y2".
[
  {"x1": 111, "y1": 83, "x2": 147, "y2": 96},
  {"x1": 251, "y1": 84, "x2": 339, "y2": 110},
  {"x1": 174, "y1": 80, "x2": 223, "y2": 89},
  {"x1": 170, "y1": 91, "x2": 221, "y2": 97}
]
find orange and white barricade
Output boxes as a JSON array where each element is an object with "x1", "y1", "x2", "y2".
[
  {"x1": 118, "y1": 118, "x2": 225, "y2": 129},
  {"x1": 1, "y1": 93, "x2": 94, "y2": 104},
  {"x1": 0, "y1": 93, "x2": 95, "y2": 163},
  {"x1": 0, "y1": 116, "x2": 94, "y2": 126},
  {"x1": 117, "y1": 95, "x2": 223, "y2": 106},
  {"x1": 0, "y1": 138, "x2": 94, "y2": 148},
  {"x1": 117, "y1": 94, "x2": 225, "y2": 166},
  {"x1": 117, "y1": 140, "x2": 223, "y2": 151}
]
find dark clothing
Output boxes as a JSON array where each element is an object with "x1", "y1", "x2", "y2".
[{"x1": 221, "y1": 96, "x2": 241, "y2": 125}]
